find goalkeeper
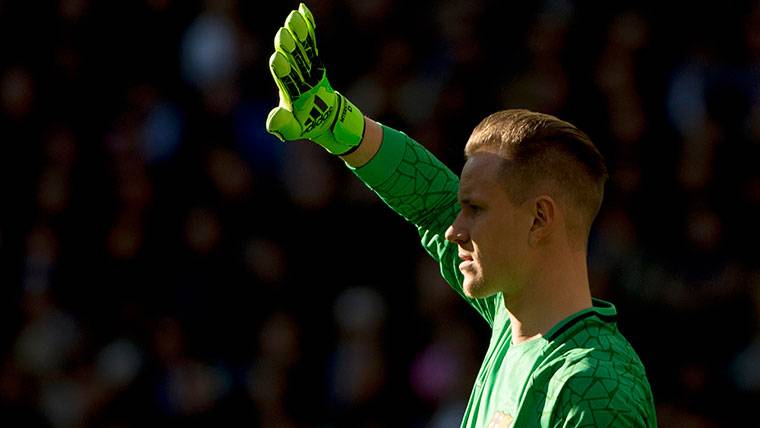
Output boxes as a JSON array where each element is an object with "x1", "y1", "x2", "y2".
[{"x1": 266, "y1": 4, "x2": 657, "y2": 427}]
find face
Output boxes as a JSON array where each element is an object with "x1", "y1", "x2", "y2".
[{"x1": 445, "y1": 152, "x2": 533, "y2": 299}]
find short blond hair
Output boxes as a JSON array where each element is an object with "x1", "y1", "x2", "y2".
[{"x1": 465, "y1": 109, "x2": 608, "y2": 244}]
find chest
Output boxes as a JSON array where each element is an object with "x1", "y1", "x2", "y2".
[{"x1": 471, "y1": 323, "x2": 547, "y2": 424}]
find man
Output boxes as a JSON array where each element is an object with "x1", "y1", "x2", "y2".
[{"x1": 266, "y1": 4, "x2": 657, "y2": 427}]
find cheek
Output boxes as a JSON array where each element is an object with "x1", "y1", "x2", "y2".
[{"x1": 475, "y1": 219, "x2": 518, "y2": 267}]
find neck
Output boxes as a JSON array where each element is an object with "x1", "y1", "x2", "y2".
[{"x1": 505, "y1": 251, "x2": 592, "y2": 344}]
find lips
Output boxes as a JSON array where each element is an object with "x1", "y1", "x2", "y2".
[{"x1": 458, "y1": 253, "x2": 473, "y2": 261}]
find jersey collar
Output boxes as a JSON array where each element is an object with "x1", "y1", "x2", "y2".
[{"x1": 544, "y1": 298, "x2": 618, "y2": 342}]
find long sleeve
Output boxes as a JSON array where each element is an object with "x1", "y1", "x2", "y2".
[{"x1": 349, "y1": 124, "x2": 498, "y2": 326}]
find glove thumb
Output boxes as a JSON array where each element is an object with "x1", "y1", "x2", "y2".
[{"x1": 266, "y1": 106, "x2": 302, "y2": 141}]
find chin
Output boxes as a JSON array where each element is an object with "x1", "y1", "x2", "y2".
[{"x1": 463, "y1": 277, "x2": 492, "y2": 299}]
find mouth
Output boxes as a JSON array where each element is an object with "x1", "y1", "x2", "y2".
[{"x1": 458, "y1": 252, "x2": 474, "y2": 272}]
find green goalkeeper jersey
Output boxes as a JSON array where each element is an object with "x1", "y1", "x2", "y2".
[{"x1": 349, "y1": 125, "x2": 657, "y2": 427}]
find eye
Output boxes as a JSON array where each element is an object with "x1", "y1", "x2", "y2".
[{"x1": 466, "y1": 203, "x2": 482, "y2": 214}]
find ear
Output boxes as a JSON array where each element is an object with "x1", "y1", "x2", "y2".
[{"x1": 528, "y1": 196, "x2": 555, "y2": 246}]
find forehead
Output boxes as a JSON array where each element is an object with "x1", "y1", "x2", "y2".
[{"x1": 459, "y1": 152, "x2": 509, "y2": 198}]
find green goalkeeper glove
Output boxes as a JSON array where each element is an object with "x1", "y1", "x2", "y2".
[{"x1": 265, "y1": 3, "x2": 365, "y2": 155}]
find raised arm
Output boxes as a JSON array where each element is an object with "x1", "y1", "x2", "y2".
[{"x1": 264, "y1": 4, "x2": 498, "y2": 325}]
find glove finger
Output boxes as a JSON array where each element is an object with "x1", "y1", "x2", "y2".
[
  {"x1": 298, "y1": 3, "x2": 316, "y2": 31},
  {"x1": 286, "y1": 11, "x2": 322, "y2": 85},
  {"x1": 266, "y1": 106, "x2": 302, "y2": 141},
  {"x1": 269, "y1": 51, "x2": 302, "y2": 104},
  {"x1": 275, "y1": 27, "x2": 316, "y2": 90},
  {"x1": 286, "y1": 10, "x2": 308, "y2": 42},
  {"x1": 297, "y1": 3, "x2": 319, "y2": 67},
  {"x1": 281, "y1": 15, "x2": 317, "y2": 86}
]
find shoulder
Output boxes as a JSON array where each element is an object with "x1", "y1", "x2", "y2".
[
  {"x1": 531, "y1": 321, "x2": 655, "y2": 426},
  {"x1": 547, "y1": 313, "x2": 647, "y2": 379},
  {"x1": 545, "y1": 358, "x2": 655, "y2": 427}
]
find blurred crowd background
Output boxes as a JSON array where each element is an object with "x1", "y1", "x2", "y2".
[{"x1": 1, "y1": 0, "x2": 759, "y2": 426}]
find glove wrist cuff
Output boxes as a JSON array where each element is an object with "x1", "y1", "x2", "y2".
[
  {"x1": 316, "y1": 92, "x2": 365, "y2": 155},
  {"x1": 332, "y1": 93, "x2": 364, "y2": 150}
]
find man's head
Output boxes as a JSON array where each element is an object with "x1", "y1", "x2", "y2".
[{"x1": 445, "y1": 109, "x2": 608, "y2": 299}]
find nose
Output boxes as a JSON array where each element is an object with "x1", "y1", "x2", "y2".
[{"x1": 445, "y1": 223, "x2": 467, "y2": 244}]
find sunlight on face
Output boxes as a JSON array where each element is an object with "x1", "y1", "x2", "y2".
[{"x1": 454, "y1": 152, "x2": 531, "y2": 299}]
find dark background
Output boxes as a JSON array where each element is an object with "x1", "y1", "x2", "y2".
[{"x1": 1, "y1": 0, "x2": 759, "y2": 426}]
